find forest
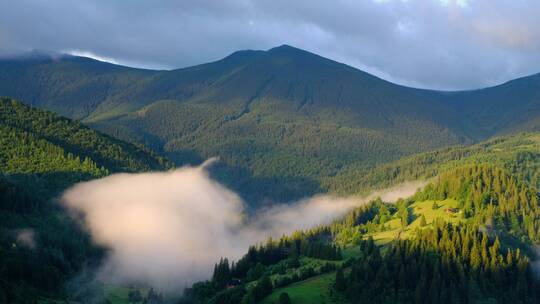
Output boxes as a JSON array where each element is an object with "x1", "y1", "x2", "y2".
[
  {"x1": 0, "y1": 98, "x2": 169, "y2": 303},
  {"x1": 182, "y1": 164, "x2": 540, "y2": 304},
  {"x1": 3, "y1": 96, "x2": 540, "y2": 303}
]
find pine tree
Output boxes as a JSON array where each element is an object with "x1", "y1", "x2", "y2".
[
  {"x1": 335, "y1": 267, "x2": 346, "y2": 292},
  {"x1": 255, "y1": 275, "x2": 273, "y2": 300},
  {"x1": 420, "y1": 215, "x2": 427, "y2": 227},
  {"x1": 279, "y1": 292, "x2": 291, "y2": 304}
]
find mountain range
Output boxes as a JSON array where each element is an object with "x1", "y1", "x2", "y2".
[{"x1": 2, "y1": 45, "x2": 540, "y2": 203}]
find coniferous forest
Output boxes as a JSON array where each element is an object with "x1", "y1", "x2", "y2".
[
  {"x1": 0, "y1": 98, "x2": 169, "y2": 302},
  {"x1": 4, "y1": 93, "x2": 540, "y2": 304},
  {"x1": 180, "y1": 163, "x2": 540, "y2": 304}
]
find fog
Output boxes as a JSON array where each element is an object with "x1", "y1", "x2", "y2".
[
  {"x1": 15, "y1": 228, "x2": 36, "y2": 249},
  {"x1": 61, "y1": 160, "x2": 424, "y2": 294}
]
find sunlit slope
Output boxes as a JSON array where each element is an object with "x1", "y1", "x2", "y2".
[
  {"x1": 326, "y1": 132, "x2": 540, "y2": 195},
  {"x1": 259, "y1": 161, "x2": 540, "y2": 304},
  {"x1": 0, "y1": 97, "x2": 169, "y2": 302}
]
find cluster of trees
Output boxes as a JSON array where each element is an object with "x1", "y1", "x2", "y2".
[
  {"x1": 416, "y1": 165, "x2": 540, "y2": 242},
  {"x1": 339, "y1": 222, "x2": 539, "y2": 303},
  {"x1": 183, "y1": 230, "x2": 342, "y2": 304},
  {"x1": 0, "y1": 97, "x2": 169, "y2": 173},
  {"x1": 127, "y1": 288, "x2": 164, "y2": 304},
  {"x1": 332, "y1": 199, "x2": 397, "y2": 246},
  {"x1": 184, "y1": 266, "x2": 271, "y2": 304},
  {"x1": 232, "y1": 234, "x2": 341, "y2": 279},
  {"x1": 186, "y1": 257, "x2": 337, "y2": 304}
]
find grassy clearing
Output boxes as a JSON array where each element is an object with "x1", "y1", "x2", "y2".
[
  {"x1": 409, "y1": 199, "x2": 462, "y2": 226},
  {"x1": 261, "y1": 272, "x2": 346, "y2": 304},
  {"x1": 366, "y1": 199, "x2": 462, "y2": 245},
  {"x1": 103, "y1": 285, "x2": 149, "y2": 304}
]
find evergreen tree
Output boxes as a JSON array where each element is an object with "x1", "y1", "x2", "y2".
[
  {"x1": 335, "y1": 267, "x2": 346, "y2": 292},
  {"x1": 420, "y1": 215, "x2": 427, "y2": 227},
  {"x1": 279, "y1": 292, "x2": 291, "y2": 304}
]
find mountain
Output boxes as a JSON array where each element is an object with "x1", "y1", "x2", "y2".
[
  {"x1": 433, "y1": 73, "x2": 540, "y2": 138},
  {"x1": 0, "y1": 97, "x2": 169, "y2": 302},
  {"x1": 2, "y1": 45, "x2": 540, "y2": 203}
]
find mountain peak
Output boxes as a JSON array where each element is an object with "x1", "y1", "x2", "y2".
[
  {"x1": 267, "y1": 44, "x2": 308, "y2": 55},
  {"x1": 222, "y1": 49, "x2": 264, "y2": 62},
  {"x1": 270, "y1": 44, "x2": 296, "y2": 50}
]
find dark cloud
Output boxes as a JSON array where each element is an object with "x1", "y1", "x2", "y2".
[{"x1": 1, "y1": 0, "x2": 539, "y2": 89}]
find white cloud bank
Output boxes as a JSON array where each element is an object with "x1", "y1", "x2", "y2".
[{"x1": 61, "y1": 160, "x2": 424, "y2": 293}]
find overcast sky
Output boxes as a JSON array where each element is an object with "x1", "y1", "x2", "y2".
[{"x1": 1, "y1": 0, "x2": 539, "y2": 90}]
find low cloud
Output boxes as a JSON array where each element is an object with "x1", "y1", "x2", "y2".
[
  {"x1": 61, "y1": 160, "x2": 424, "y2": 294},
  {"x1": 15, "y1": 228, "x2": 36, "y2": 249}
]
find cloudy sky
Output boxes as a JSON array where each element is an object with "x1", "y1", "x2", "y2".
[{"x1": 1, "y1": 0, "x2": 539, "y2": 90}]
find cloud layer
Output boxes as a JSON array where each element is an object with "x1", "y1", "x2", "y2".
[
  {"x1": 1, "y1": 0, "x2": 540, "y2": 89},
  {"x1": 61, "y1": 161, "x2": 423, "y2": 293}
]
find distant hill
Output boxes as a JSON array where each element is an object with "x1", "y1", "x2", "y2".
[
  {"x1": 325, "y1": 132, "x2": 540, "y2": 195},
  {"x1": 429, "y1": 73, "x2": 540, "y2": 138},
  {"x1": 2, "y1": 45, "x2": 540, "y2": 202}
]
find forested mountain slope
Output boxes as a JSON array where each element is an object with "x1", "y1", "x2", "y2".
[
  {"x1": 427, "y1": 73, "x2": 540, "y2": 138},
  {"x1": 95, "y1": 46, "x2": 463, "y2": 169},
  {"x1": 327, "y1": 132, "x2": 540, "y2": 195},
  {"x1": 185, "y1": 133, "x2": 540, "y2": 304},
  {"x1": 0, "y1": 54, "x2": 155, "y2": 119},
  {"x1": 0, "y1": 98, "x2": 169, "y2": 302},
  {"x1": 3, "y1": 46, "x2": 540, "y2": 204}
]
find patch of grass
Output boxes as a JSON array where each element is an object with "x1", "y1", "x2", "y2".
[
  {"x1": 266, "y1": 257, "x2": 342, "y2": 289},
  {"x1": 103, "y1": 284, "x2": 149, "y2": 304},
  {"x1": 365, "y1": 199, "x2": 462, "y2": 245},
  {"x1": 261, "y1": 272, "x2": 346, "y2": 304},
  {"x1": 409, "y1": 199, "x2": 462, "y2": 227},
  {"x1": 341, "y1": 246, "x2": 360, "y2": 260}
]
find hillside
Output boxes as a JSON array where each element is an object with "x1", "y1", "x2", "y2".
[
  {"x1": 3, "y1": 99, "x2": 540, "y2": 303},
  {"x1": 0, "y1": 98, "x2": 169, "y2": 302},
  {"x1": 428, "y1": 73, "x2": 540, "y2": 138},
  {"x1": 326, "y1": 132, "x2": 540, "y2": 195},
  {"x1": 184, "y1": 134, "x2": 540, "y2": 304},
  {"x1": 3, "y1": 46, "x2": 540, "y2": 205},
  {"x1": 0, "y1": 46, "x2": 467, "y2": 203},
  {"x1": 0, "y1": 45, "x2": 540, "y2": 204}
]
